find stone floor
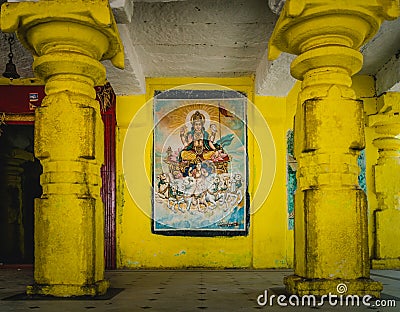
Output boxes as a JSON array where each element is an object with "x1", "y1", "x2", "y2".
[{"x1": 0, "y1": 267, "x2": 399, "y2": 311}]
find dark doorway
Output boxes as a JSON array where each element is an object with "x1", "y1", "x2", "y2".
[
  {"x1": 0, "y1": 84, "x2": 116, "y2": 268},
  {"x1": 0, "y1": 124, "x2": 42, "y2": 264}
]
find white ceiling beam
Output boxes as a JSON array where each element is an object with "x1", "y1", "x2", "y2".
[
  {"x1": 359, "y1": 18, "x2": 400, "y2": 75},
  {"x1": 376, "y1": 52, "x2": 400, "y2": 95},
  {"x1": 110, "y1": 0, "x2": 134, "y2": 23},
  {"x1": 255, "y1": 49, "x2": 296, "y2": 97},
  {"x1": 104, "y1": 24, "x2": 145, "y2": 95}
]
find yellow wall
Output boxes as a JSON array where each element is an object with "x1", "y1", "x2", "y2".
[{"x1": 115, "y1": 77, "x2": 293, "y2": 268}]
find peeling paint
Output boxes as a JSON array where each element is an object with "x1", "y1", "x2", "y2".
[
  {"x1": 126, "y1": 260, "x2": 140, "y2": 266},
  {"x1": 174, "y1": 250, "x2": 187, "y2": 256},
  {"x1": 274, "y1": 259, "x2": 286, "y2": 267},
  {"x1": 117, "y1": 173, "x2": 126, "y2": 225}
]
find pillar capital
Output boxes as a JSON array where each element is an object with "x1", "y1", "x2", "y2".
[
  {"x1": 269, "y1": 0, "x2": 398, "y2": 58},
  {"x1": 368, "y1": 92, "x2": 400, "y2": 163},
  {"x1": 268, "y1": 0, "x2": 399, "y2": 101},
  {"x1": 1, "y1": 0, "x2": 124, "y2": 97},
  {"x1": 1, "y1": 0, "x2": 124, "y2": 69}
]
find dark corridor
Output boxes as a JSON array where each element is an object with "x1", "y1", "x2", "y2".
[{"x1": 0, "y1": 124, "x2": 42, "y2": 264}]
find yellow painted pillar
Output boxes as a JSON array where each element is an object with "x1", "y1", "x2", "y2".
[
  {"x1": 368, "y1": 92, "x2": 400, "y2": 269},
  {"x1": 1, "y1": 0, "x2": 123, "y2": 297},
  {"x1": 269, "y1": 0, "x2": 399, "y2": 297}
]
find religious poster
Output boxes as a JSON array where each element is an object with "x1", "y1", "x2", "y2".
[{"x1": 153, "y1": 89, "x2": 249, "y2": 236}]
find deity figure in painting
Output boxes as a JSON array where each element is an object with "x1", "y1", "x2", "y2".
[{"x1": 179, "y1": 110, "x2": 229, "y2": 162}]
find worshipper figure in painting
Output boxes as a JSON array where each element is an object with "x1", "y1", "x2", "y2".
[{"x1": 153, "y1": 96, "x2": 248, "y2": 235}]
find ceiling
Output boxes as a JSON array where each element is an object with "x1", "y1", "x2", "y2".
[{"x1": 0, "y1": 0, "x2": 399, "y2": 95}]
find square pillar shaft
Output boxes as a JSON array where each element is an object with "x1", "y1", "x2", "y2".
[
  {"x1": 268, "y1": 0, "x2": 399, "y2": 297},
  {"x1": 368, "y1": 92, "x2": 400, "y2": 269}
]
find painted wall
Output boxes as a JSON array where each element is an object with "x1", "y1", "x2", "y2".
[{"x1": 116, "y1": 77, "x2": 293, "y2": 268}]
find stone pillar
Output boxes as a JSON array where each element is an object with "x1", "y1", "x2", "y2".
[
  {"x1": 369, "y1": 92, "x2": 400, "y2": 269},
  {"x1": 1, "y1": 0, "x2": 123, "y2": 297},
  {"x1": 269, "y1": 0, "x2": 399, "y2": 297}
]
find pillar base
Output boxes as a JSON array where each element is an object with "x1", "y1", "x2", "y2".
[
  {"x1": 371, "y1": 259, "x2": 400, "y2": 270},
  {"x1": 26, "y1": 280, "x2": 110, "y2": 297},
  {"x1": 284, "y1": 275, "x2": 382, "y2": 298}
]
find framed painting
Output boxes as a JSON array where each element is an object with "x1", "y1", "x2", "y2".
[{"x1": 152, "y1": 89, "x2": 249, "y2": 236}]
